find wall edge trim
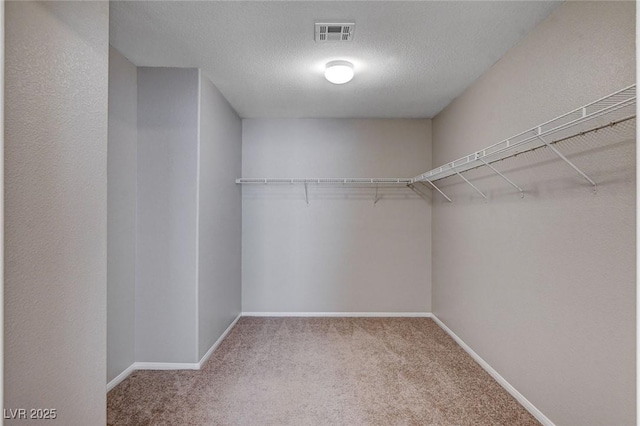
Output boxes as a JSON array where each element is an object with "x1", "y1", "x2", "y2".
[
  {"x1": 107, "y1": 313, "x2": 241, "y2": 393},
  {"x1": 241, "y1": 312, "x2": 433, "y2": 317},
  {"x1": 109, "y1": 310, "x2": 552, "y2": 426},
  {"x1": 194, "y1": 67, "x2": 202, "y2": 362},
  {"x1": 133, "y1": 361, "x2": 200, "y2": 370},
  {"x1": 197, "y1": 313, "x2": 242, "y2": 368},
  {"x1": 106, "y1": 363, "x2": 137, "y2": 392},
  {"x1": 431, "y1": 314, "x2": 555, "y2": 426}
]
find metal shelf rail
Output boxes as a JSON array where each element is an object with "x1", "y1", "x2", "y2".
[
  {"x1": 236, "y1": 85, "x2": 636, "y2": 204},
  {"x1": 235, "y1": 178, "x2": 413, "y2": 204},
  {"x1": 235, "y1": 178, "x2": 412, "y2": 184},
  {"x1": 413, "y1": 85, "x2": 636, "y2": 201}
]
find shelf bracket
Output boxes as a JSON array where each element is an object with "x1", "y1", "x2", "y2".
[
  {"x1": 478, "y1": 157, "x2": 524, "y2": 198},
  {"x1": 536, "y1": 134, "x2": 596, "y2": 189},
  {"x1": 304, "y1": 182, "x2": 309, "y2": 205},
  {"x1": 374, "y1": 184, "x2": 380, "y2": 205},
  {"x1": 452, "y1": 165, "x2": 487, "y2": 199},
  {"x1": 424, "y1": 180, "x2": 453, "y2": 203}
]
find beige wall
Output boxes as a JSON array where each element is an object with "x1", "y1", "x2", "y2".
[
  {"x1": 136, "y1": 68, "x2": 199, "y2": 363},
  {"x1": 197, "y1": 72, "x2": 242, "y2": 359},
  {"x1": 107, "y1": 46, "x2": 137, "y2": 383},
  {"x1": 431, "y1": 2, "x2": 635, "y2": 425},
  {"x1": 131, "y1": 68, "x2": 243, "y2": 365},
  {"x1": 242, "y1": 119, "x2": 432, "y2": 313},
  {"x1": 5, "y1": 2, "x2": 109, "y2": 423}
]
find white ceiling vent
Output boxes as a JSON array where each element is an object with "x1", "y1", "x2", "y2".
[{"x1": 315, "y1": 22, "x2": 355, "y2": 42}]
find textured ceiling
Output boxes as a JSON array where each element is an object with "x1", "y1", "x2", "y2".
[{"x1": 110, "y1": 1, "x2": 560, "y2": 118}]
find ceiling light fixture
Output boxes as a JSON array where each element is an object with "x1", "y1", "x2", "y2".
[{"x1": 324, "y1": 60, "x2": 354, "y2": 84}]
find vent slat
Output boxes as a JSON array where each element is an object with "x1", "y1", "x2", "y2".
[{"x1": 315, "y1": 22, "x2": 355, "y2": 42}]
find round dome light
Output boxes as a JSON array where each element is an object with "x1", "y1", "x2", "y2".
[{"x1": 324, "y1": 60, "x2": 354, "y2": 84}]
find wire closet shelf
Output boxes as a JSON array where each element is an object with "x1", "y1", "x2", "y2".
[
  {"x1": 236, "y1": 85, "x2": 636, "y2": 202},
  {"x1": 235, "y1": 178, "x2": 412, "y2": 185}
]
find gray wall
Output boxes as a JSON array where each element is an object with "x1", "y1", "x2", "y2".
[
  {"x1": 136, "y1": 68, "x2": 199, "y2": 363},
  {"x1": 242, "y1": 119, "x2": 431, "y2": 313},
  {"x1": 108, "y1": 47, "x2": 137, "y2": 382},
  {"x1": 5, "y1": 2, "x2": 108, "y2": 424},
  {"x1": 114, "y1": 66, "x2": 243, "y2": 366},
  {"x1": 197, "y1": 73, "x2": 242, "y2": 359},
  {"x1": 431, "y1": 2, "x2": 635, "y2": 425}
]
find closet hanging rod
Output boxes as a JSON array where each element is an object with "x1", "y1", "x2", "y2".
[
  {"x1": 235, "y1": 85, "x2": 635, "y2": 197},
  {"x1": 236, "y1": 177, "x2": 413, "y2": 185},
  {"x1": 413, "y1": 84, "x2": 636, "y2": 184}
]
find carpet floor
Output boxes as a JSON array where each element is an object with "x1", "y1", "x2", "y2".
[{"x1": 107, "y1": 317, "x2": 539, "y2": 425}]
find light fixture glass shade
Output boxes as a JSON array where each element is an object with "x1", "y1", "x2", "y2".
[{"x1": 324, "y1": 60, "x2": 354, "y2": 84}]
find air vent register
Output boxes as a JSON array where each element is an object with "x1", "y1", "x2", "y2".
[{"x1": 314, "y1": 22, "x2": 355, "y2": 42}]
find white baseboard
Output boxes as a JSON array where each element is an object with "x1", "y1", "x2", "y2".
[
  {"x1": 107, "y1": 363, "x2": 137, "y2": 392},
  {"x1": 107, "y1": 314, "x2": 241, "y2": 393},
  {"x1": 133, "y1": 361, "x2": 200, "y2": 370},
  {"x1": 430, "y1": 314, "x2": 555, "y2": 426},
  {"x1": 197, "y1": 313, "x2": 241, "y2": 368},
  {"x1": 241, "y1": 312, "x2": 433, "y2": 317},
  {"x1": 109, "y1": 311, "x2": 552, "y2": 426}
]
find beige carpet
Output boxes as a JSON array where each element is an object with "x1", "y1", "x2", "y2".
[{"x1": 107, "y1": 317, "x2": 539, "y2": 425}]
